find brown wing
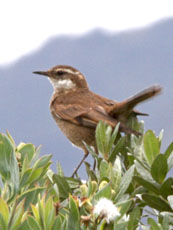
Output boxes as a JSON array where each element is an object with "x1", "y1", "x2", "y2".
[
  {"x1": 52, "y1": 100, "x2": 140, "y2": 135},
  {"x1": 52, "y1": 104, "x2": 91, "y2": 121},
  {"x1": 52, "y1": 102, "x2": 116, "y2": 126}
]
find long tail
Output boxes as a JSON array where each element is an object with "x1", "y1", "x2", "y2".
[{"x1": 109, "y1": 85, "x2": 162, "y2": 115}]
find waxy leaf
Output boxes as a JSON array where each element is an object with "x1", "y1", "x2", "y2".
[
  {"x1": 99, "y1": 159, "x2": 109, "y2": 180},
  {"x1": 144, "y1": 130, "x2": 160, "y2": 165},
  {"x1": 0, "y1": 133, "x2": 19, "y2": 190},
  {"x1": 148, "y1": 218, "x2": 160, "y2": 230},
  {"x1": 142, "y1": 194, "x2": 172, "y2": 212},
  {"x1": 116, "y1": 199, "x2": 132, "y2": 217},
  {"x1": 168, "y1": 195, "x2": 173, "y2": 210},
  {"x1": 160, "y1": 178, "x2": 173, "y2": 198},
  {"x1": 53, "y1": 175, "x2": 71, "y2": 200},
  {"x1": 134, "y1": 176, "x2": 160, "y2": 194},
  {"x1": 52, "y1": 216, "x2": 62, "y2": 230},
  {"x1": 27, "y1": 216, "x2": 41, "y2": 230},
  {"x1": 108, "y1": 123, "x2": 120, "y2": 152},
  {"x1": 128, "y1": 206, "x2": 141, "y2": 230},
  {"x1": 96, "y1": 121, "x2": 112, "y2": 156},
  {"x1": 151, "y1": 154, "x2": 168, "y2": 184},
  {"x1": 0, "y1": 214, "x2": 7, "y2": 230},
  {"x1": 18, "y1": 187, "x2": 45, "y2": 210},
  {"x1": 109, "y1": 136, "x2": 126, "y2": 162},
  {"x1": 114, "y1": 222, "x2": 128, "y2": 230},
  {"x1": 115, "y1": 165, "x2": 135, "y2": 202},
  {"x1": 94, "y1": 183, "x2": 111, "y2": 200},
  {"x1": 57, "y1": 161, "x2": 64, "y2": 177},
  {"x1": 0, "y1": 198, "x2": 9, "y2": 223},
  {"x1": 168, "y1": 153, "x2": 173, "y2": 171},
  {"x1": 18, "y1": 143, "x2": 35, "y2": 163},
  {"x1": 164, "y1": 142, "x2": 173, "y2": 159},
  {"x1": 9, "y1": 200, "x2": 25, "y2": 230},
  {"x1": 67, "y1": 196, "x2": 80, "y2": 230}
]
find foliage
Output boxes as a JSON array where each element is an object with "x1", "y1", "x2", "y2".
[{"x1": 0, "y1": 118, "x2": 173, "y2": 229}]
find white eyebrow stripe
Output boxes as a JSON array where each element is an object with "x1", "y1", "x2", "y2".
[{"x1": 55, "y1": 68, "x2": 80, "y2": 75}]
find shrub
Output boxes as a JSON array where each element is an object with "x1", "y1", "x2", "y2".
[{"x1": 0, "y1": 119, "x2": 173, "y2": 229}]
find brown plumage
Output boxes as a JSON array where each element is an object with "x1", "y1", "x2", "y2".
[{"x1": 33, "y1": 65, "x2": 162, "y2": 176}]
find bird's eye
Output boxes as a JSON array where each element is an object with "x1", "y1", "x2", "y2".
[{"x1": 57, "y1": 70, "x2": 65, "y2": 76}]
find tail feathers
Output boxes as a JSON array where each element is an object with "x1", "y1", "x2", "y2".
[
  {"x1": 132, "y1": 110, "x2": 149, "y2": 116},
  {"x1": 119, "y1": 123, "x2": 141, "y2": 136},
  {"x1": 110, "y1": 85, "x2": 162, "y2": 115}
]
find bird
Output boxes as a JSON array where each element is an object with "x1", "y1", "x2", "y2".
[{"x1": 33, "y1": 65, "x2": 162, "y2": 176}]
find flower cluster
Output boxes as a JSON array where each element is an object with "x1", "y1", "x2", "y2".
[{"x1": 93, "y1": 198, "x2": 120, "y2": 224}]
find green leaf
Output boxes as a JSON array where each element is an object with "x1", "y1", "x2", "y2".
[
  {"x1": 33, "y1": 155, "x2": 52, "y2": 169},
  {"x1": 134, "y1": 176, "x2": 160, "y2": 194},
  {"x1": 0, "y1": 133, "x2": 19, "y2": 190},
  {"x1": 0, "y1": 198, "x2": 9, "y2": 223},
  {"x1": 164, "y1": 142, "x2": 173, "y2": 159},
  {"x1": 67, "y1": 196, "x2": 80, "y2": 230},
  {"x1": 128, "y1": 206, "x2": 141, "y2": 230},
  {"x1": 111, "y1": 156, "x2": 122, "y2": 192},
  {"x1": 27, "y1": 167, "x2": 44, "y2": 184},
  {"x1": 19, "y1": 168, "x2": 32, "y2": 188},
  {"x1": 96, "y1": 121, "x2": 112, "y2": 157},
  {"x1": 6, "y1": 130, "x2": 15, "y2": 148},
  {"x1": 151, "y1": 154, "x2": 168, "y2": 184},
  {"x1": 18, "y1": 220, "x2": 29, "y2": 230},
  {"x1": 53, "y1": 174, "x2": 71, "y2": 200},
  {"x1": 37, "y1": 198, "x2": 45, "y2": 229},
  {"x1": 94, "y1": 184, "x2": 111, "y2": 201},
  {"x1": 27, "y1": 216, "x2": 41, "y2": 230},
  {"x1": 108, "y1": 123, "x2": 120, "y2": 153},
  {"x1": 115, "y1": 165, "x2": 135, "y2": 202},
  {"x1": 52, "y1": 216, "x2": 62, "y2": 230},
  {"x1": 0, "y1": 213, "x2": 7, "y2": 230},
  {"x1": 18, "y1": 143, "x2": 35, "y2": 163},
  {"x1": 158, "y1": 129, "x2": 164, "y2": 146},
  {"x1": 160, "y1": 178, "x2": 173, "y2": 198},
  {"x1": 99, "y1": 159, "x2": 109, "y2": 180},
  {"x1": 116, "y1": 199, "x2": 132, "y2": 217},
  {"x1": 135, "y1": 160, "x2": 156, "y2": 185},
  {"x1": 142, "y1": 194, "x2": 172, "y2": 212},
  {"x1": 20, "y1": 167, "x2": 45, "y2": 188},
  {"x1": 83, "y1": 142, "x2": 98, "y2": 159},
  {"x1": 57, "y1": 161, "x2": 64, "y2": 177},
  {"x1": 84, "y1": 162, "x2": 97, "y2": 181},
  {"x1": 167, "y1": 196, "x2": 173, "y2": 210},
  {"x1": 18, "y1": 187, "x2": 45, "y2": 210},
  {"x1": 65, "y1": 177, "x2": 81, "y2": 189},
  {"x1": 162, "y1": 213, "x2": 169, "y2": 229},
  {"x1": 109, "y1": 136, "x2": 126, "y2": 163},
  {"x1": 127, "y1": 115, "x2": 144, "y2": 134},
  {"x1": 148, "y1": 218, "x2": 160, "y2": 230},
  {"x1": 144, "y1": 130, "x2": 160, "y2": 165},
  {"x1": 30, "y1": 145, "x2": 42, "y2": 165},
  {"x1": 167, "y1": 153, "x2": 173, "y2": 171},
  {"x1": 114, "y1": 222, "x2": 128, "y2": 230},
  {"x1": 44, "y1": 197, "x2": 55, "y2": 229},
  {"x1": 9, "y1": 200, "x2": 25, "y2": 229}
]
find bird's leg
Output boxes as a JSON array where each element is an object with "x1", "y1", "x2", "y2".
[{"x1": 71, "y1": 150, "x2": 89, "y2": 177}]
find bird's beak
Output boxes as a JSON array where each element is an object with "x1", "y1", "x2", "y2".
[{"x1": 33, "y1": 71, "x2": 49, "y2": 77}]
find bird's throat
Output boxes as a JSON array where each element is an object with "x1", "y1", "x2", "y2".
[{"x1": 49, "y1": 78, "x2": 76, "y2": 92}]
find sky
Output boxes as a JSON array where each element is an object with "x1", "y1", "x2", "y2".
[{"x1": 1, "y1": 0, "x2": 173, "y2": 65}]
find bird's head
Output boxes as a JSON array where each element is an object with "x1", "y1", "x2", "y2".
[{"x1": 33, "y1": 65, "x2": 88, "y2": 92}]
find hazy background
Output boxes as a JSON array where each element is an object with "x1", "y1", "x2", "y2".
[{"x1": 0, "y1": 18, "x2": 173, "y2": 176}]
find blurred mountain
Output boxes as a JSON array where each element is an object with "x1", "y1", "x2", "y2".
[{"x1": 0, "y1": 18, "x2": 173, "y2": 176}]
